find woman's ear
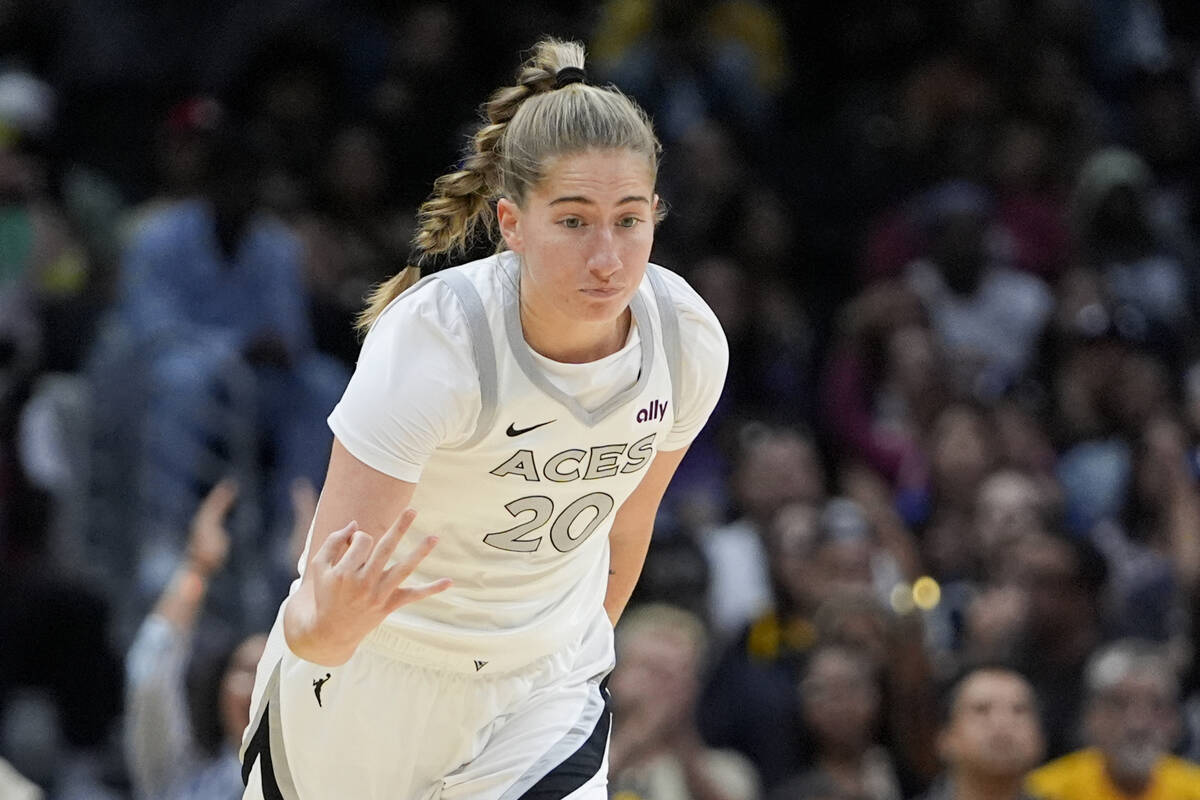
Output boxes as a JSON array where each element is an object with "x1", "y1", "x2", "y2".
[{"x1": 497, "y1": 198, "x2": 523, "y2": 253}]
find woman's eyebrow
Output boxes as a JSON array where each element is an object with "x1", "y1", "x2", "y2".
[{"x1": 547, "y1": 195, "x2": 651, "y2": 206}]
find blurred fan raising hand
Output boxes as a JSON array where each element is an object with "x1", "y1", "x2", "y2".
[{"x1": 186, "y1": 478, "x2": 238, "y2": 577}]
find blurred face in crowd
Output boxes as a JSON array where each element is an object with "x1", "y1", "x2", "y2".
[
  {"x1": 611, "y1": 616, "x2": 701, "y2": 733},
  {"x1": 1086, "y1": 666, "x2": 1179, "y2": 786},
  {"x1": 813, "y1": 536, "x2": 874, "y2": 598},
  {"x1": 815, "y1": 593, "x2": 892, "y2": 670},
  {"x1": 1005, "y1": 533, "x2": 1089, "y2": 637},
  {"x1": 930, "y1": 405, "x2": 993, "y2": 505},
  {"x1": 939, "y1": 669, "x2": 1044, "y2": 780},
  {"x1": 767, "y1": 502, "x2": 822, "y2": 611},
  {"x1": 734, "y1": 432, "x2": 824, "y2": 523},
  {"x1": 975, "y1": 470, "x2": 1044, "y2": 557},
  {"x1": 885, "y1": 323, "x2": 939, "y2": 402},
  {"x1": 220, "y1": 634, "x2": 267, "y2": 746},
  {"x1": 992, "y1": 401, "x2": 1058, "y2": 475},
  {"x1": 800, "y1": 647, "x2": 880, "y2": 755},
  {"x1": 1109, "y1": 353, "x2": 1170, "y2": 434}
]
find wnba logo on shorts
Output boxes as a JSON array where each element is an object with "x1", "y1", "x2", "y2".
[{"x1": 636, "y1": 399, "x2": 668, "y2": 423}]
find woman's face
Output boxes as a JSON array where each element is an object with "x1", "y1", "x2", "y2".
[
  {"x1": 498, "y1": 148, "x2": 656, "y2": 326},
  {"x1": 800, "y1": 648, "x2": 880, "y2": 752}
]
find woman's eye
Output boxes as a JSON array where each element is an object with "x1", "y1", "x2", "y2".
[
  {"x1": 618, "y1": 217, "x2": 642, "y2": 228},
  {"x1": 560, "y1": 217, "x2": 583, "y2": 229}
]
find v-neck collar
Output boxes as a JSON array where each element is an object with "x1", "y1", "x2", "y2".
[{"x1": 498, "y1": 252, "x2": 654, "y2": 427}]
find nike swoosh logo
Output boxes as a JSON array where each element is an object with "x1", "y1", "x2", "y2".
[{"x1": 506, "y1": 419, "x2": 556, "y2": 437}]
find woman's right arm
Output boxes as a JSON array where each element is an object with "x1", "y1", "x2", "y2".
[{"x1": 282, "y1": 438, "x2": 451, "y2": 666}]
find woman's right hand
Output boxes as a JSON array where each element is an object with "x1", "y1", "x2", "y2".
[{"x1": 282, "y1": 509, "x2": 452, "y2": 666}]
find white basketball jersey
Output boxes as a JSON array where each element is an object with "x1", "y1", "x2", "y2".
[{"x1": 333, "y1": 252, "x2": 687, "y2": 668}]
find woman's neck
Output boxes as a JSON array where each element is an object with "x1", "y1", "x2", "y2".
[{"x1": 520, "y1": 298, "x2": 631, "y2": 363}]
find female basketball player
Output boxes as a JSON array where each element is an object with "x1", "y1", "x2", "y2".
[{"x1": 241, "y1": 38, "x2": 728, "y2": 800}]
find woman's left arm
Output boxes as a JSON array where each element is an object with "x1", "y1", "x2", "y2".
[{"x1": 605, "y1": 446, "x2": 689, "y2": 625}]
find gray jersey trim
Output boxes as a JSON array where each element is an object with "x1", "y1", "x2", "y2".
[
  {"x1": 496, "y1": 678, "x2": 609, "y2": 800},
  {"x1": 644, "y1": 265, "x2": 682, "y2": 413},
  {"x1": 434, "y1": 269, "x2": 500, "y2": 450},
  {"x1": 500, "y1": 256, "x2": 656, "y2": 427}
]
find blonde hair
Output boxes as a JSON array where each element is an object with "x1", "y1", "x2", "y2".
[
  {"x1": 616, "y1": 603, "x2": 708, "y2": 658},
  {"x1": 357, "y1": 37, "x2": 662, "y2": 332}
]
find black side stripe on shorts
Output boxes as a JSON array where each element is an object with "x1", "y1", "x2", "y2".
[
  {"x1": 239, "y1": 659, "x2": 300, "y2": 800},
  {"x1": 501, "y1": 678, "x2": 611, "y2": 800},
  {"x1": 241, "y1": 702, "x2": 285, "y2": 800}
]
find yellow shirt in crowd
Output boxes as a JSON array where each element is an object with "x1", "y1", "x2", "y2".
[{"x1": 1027, "y1": 748, "x2": 1200, "y2": 800}]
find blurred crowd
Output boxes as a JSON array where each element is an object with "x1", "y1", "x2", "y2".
[{"x1": 4, "y1": 1, "x2": 1200, "y2": 798}]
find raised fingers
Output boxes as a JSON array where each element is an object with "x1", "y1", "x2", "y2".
[
  {"x1": 315, "y1": 520, "x2": 358, "y2": 567},
  {"x1": 336, "y1": 528, "x2": 375, "y2": 573},
  {"x1": 199, "y1": 478, "x2": 239, "y2": 518},
  {"x1": 380, "y1": 534, "x2": 441, "y2": 592},
  {"x1": 363, "y1": 508, "x2": 418, "y2": 577},
  {"x1": 385, "y1": 577, "x2": 453, "y2": 613}
]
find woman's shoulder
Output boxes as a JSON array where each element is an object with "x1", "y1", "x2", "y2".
[{"x1": 643, "y1": 263, "x2": 727, "y2": 354}]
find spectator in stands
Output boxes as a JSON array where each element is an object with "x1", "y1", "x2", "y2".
[
  {"x1": 700, "y1": 499, "x2": 822, "y2": 791},
  {"x1": 1071, "y1": 148, "x2": 1193, "y2": 359},
  {"x1": 111, "y1": 123, "x2": 346, "y2": 619},
  {"x1": 609, "y1": 604, "x2": 760, "y2": 800},
  {"x1": 1090, "y1": 415, "x2": 1200, "y2": 642},
  {"x1": 293, "y1": 122, "x2": 408, "y2": 367},
  {"x1": 771, "y1": 644, "x2": 901, "y2": 800},
  {"x1": 590, "y1": 0, "x2": 790, "y2": 146},
  {"x1": 702, "y1": 493, "x2": 929, "y2": 792},
  {"x1": 820, "y1": 281, "x2": 942, "y2": 487},
  {"x1": 701, "y1": 423, "x2": 825, "y2": 640},
  {"x1": 924, "y1": 468, "x2": 1056, "y2": 659},
  {"x1": 917, "y1": 665, "x2": 1044, "y2": 800},
  {"x1": 691, "y1": 255, "x2": 814, "y2": 429},
  {"x1": 988, "y1": 118, "x2": 1071, "y2": 283},
  {"x1": 813, "y1": 590, "x2": 940, "y2": 790},
  {"x1": 1027, "y1": 639, "x2": 1200, "y2": 800},
  {"x1": 905, "y1": 403, "x2": 998, "y2": 580},
  {"x1": 124, "y1": 478, "x2": 267, "y2": 800},
  {"x1": 0, "y1": 69, "x2": 91, "y2": 371},
  {"x1": 670, "y1": 257, "x2": 814, "y2": 531},
  {"x1": 628, "y1": 525, "x2": 712, "y2": 621},
  {"x1": 904, "y1": 180, "x2": 1054, "y2": 401},
  {"x1": 123, "y1": 96, "x2": 224, "y2": 240},
  {"x1": 1046, "y1": 271, "x2": 1174, "y2": 534},
  {"x1": 0, "y1": 560, "x2": 124, "y2": 795},
  {"x1": 964, "y1": 530, "x2": 1109, "y2": 759}
]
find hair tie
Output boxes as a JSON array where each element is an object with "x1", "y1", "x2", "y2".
[
  {"x1": 406, "y1": 248, "x2": 446, "y2": 273},
  {"x1": 553, "y1": 66, "x2": 587, "y2": 89}
]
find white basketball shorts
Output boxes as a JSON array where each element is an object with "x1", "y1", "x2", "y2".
[{"x1": 240, "y1": 604, "x2": 615, "y2": 800}]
